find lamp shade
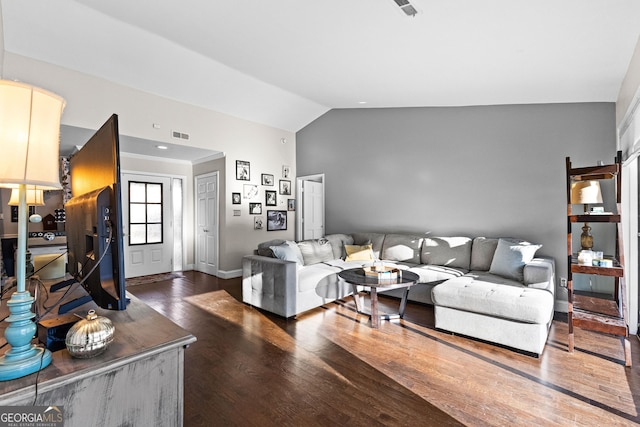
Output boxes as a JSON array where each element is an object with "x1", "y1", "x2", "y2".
[
  {"x1": 0, "y1": 80, "x2": 65, "y2": 190},
  {"x1": 7, "y1": 188, "x2": 45, "y2": 206},
  {"x1": 571, "y1": 180, "x2": 603, "y2": 204}
]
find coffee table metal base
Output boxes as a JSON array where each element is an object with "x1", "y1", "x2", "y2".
[{"x1": 350, "y1": 284, "x2": 411, "y2": 328}]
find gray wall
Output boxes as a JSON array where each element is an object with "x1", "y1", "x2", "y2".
[{"x1": 297, "y1": 103, "x2": 617, "y2": 309}]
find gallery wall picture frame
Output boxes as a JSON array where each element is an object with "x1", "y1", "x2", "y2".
[
  {"x1": 265, "y1": 190, "x2": 277, "y2": 206},
  {"x1": 279, "y1": 180, "x2": 291, "y2": 195},
  {"x1": 243, "y1": 184, "x2": 259, "y2": 199},
  {"x1": 249, "y1": 203, "x2": 262, "y2": 215},
  {"x1": 232, "y1": 193, "x2": 241, "y2": 204},
  {"x1": 254, "y1": 216, "x2": 264, "y2": 230},
  {"x1": 236, "y1": 160, "x2": 250, "y2": 181},
  {"x1": 287, "y1": 199, "x2": 296, "y2": 211},
  {"x1": 267, "y1": 210, "x2": 287, "y2": 231},
  {"x1": 261, "y1": 174, "x2": 274, "y2": 186}
]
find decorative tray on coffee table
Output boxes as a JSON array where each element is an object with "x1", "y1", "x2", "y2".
[{"x1": 363, "y1": 266, "x2": 401, "y2": 280}]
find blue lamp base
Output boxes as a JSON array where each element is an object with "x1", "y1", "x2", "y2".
[{"x1": 0, "y1": 291, "x2": 51, "y2": 381}]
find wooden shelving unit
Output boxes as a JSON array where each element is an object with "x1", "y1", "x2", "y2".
[{"x1": 566, "y1": 151, "x2": 631, "y2": 366}]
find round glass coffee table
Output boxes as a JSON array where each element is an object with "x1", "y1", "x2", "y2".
[{"x1": 338, "y1": 268, "x2": 420, "y2": 328}]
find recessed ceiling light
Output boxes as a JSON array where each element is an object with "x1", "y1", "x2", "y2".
[
  {"x1": 358, "y1": 101, "x2": 367, "y2": 105},
  {"x1": 156, "y1": 145, "x2": 168, "y2": 150}
]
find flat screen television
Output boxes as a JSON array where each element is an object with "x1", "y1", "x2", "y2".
[{"x1": 55, "y1": 114, "x2": 127, "y2": 313}]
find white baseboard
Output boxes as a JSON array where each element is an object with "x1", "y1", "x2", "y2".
[
  {"x1": 217, "y1": 269, "x2": 242, "y2": 279},
  {"x1": 179, "y1": 266, "x2": 241, "y2": 279}
]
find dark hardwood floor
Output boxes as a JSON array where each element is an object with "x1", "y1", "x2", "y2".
[{"x1": 127, "y1": 271, "x2": 640, "y2": 426}]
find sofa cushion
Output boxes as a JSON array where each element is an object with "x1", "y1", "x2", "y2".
[
  {"x1": 432, "y1": 276, "x2": 554, "y2": 324},
  {"x1": 297, "y1": 263, "x2": 341, "y2": 293},
  {"x1": 345, "y1": 244, "x2": 375, "y2": 262},
  {"x1": 489, "y1": 238, "x2": 542, "y2": 282},
  {"x1": 381, "y1": 233, "x2": 423, "y2": 263},
  {"x1": 351, "y1": 233, "x2": 386, "y2": 259},
  {"x1": 257, "y1": 239, "x2": 287, "y2": 257},
  {"x1": 421, "y1": 237, "x2": 472, "y2": 269},
  {"x1": 407, "y1": 264, "x2": 467, "y2": 284},
  {"x1": 270, "y1": 241, "x2": 304, "y2": 264},
  {"x1": 297, "y1": 239, "x2": 335, "y2": 265},
  {"x1": 470, "y1": 237, "x2": 499, "y2": 271},
  {"x1": 325, "y1": 233, "x2": 354, "y2": 259}
]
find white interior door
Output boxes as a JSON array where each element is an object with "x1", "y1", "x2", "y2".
[
  {"x1": 302, "y1": 179, "x2": 324, "y2": 240},
  {"x1": 122, "y1": 174, "x2": 173, "y2": 278},
  {"x1": 195, "y1": 173, "x2": 218, "y2": 276}
]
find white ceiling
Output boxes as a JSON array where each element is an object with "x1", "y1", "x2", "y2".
[{"x1": 2, "y1": 0, "x2": 640, "y2": 134}]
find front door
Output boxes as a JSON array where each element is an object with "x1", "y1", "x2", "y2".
[
  {"x1": 121, "y1": 174, "x2": 173, "y2": 278},
  {"x1": 195, "y1": 172, "x2": 218, "y2": 276}
]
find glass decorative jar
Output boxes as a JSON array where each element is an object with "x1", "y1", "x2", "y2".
[{"x1": 65, "y1": 309, "x2": 115, "y2": 358}]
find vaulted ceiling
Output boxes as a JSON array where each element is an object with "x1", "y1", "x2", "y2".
[{"x1": 2, "y1": 0, "x2": 640, "y2": 132}]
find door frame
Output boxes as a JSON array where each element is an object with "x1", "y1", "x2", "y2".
[
  {"x1": 622, "y1": 154, "x2": 639, "y2": 335},
  {"x1": 296, "y1": 174, "x2": 325, "y2": 241},
  {"x1": 194, "y1": 171, "x2": 219, "y2": 276},
  {"x1": 121, "y1": 170, "x2": 187, "y2": 277}
]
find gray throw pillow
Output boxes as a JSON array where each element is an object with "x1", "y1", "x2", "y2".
[
  {"x1": 470, "y1": 237, "x2": 499, "y2": 271},
  {"x1": 489, "y1": 238, "x2": 542, "y2": 282},
  {"x1": 257, "y1": 239, "x2": 287, "y2": 257},
  {"x1": 269, "y1": 241, "x2": 304, "y2": 264},
  {"x1": 325, "y1": 233, "x2": 354, "y2": 259}
]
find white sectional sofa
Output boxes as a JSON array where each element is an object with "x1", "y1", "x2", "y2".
[{"x1": 242, "y1": 232, "x2": 555, "y2": 356}]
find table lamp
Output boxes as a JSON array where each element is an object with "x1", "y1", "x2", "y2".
[
  {"x1": 8, "y1": 187, "x2": 46, "y2": 221},
  {"x1": 0, "y1": 80, "x2": 65, "y2": 381},
  {"x1": 570, "y1": 180, "x2": 603, "y2": 250}
]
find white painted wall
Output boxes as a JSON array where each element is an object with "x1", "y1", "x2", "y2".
[{"x1": 3, "y1": 53, "x2": 296, "y2": 273}]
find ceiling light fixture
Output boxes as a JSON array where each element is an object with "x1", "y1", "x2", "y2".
[
  {"x1": 156, "y1": 145, "x2": 168, "y2": 150},
  {"x1": 393, "y1": 0, "x2": 418, "y2": 17}
]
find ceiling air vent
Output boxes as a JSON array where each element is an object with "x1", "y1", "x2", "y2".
[
  {"x1": 172, "y1": 130, "x2": 190, "y2": 141},
  {"x1": 393, "y1": 0, "x2": 418, "y2": 17}
]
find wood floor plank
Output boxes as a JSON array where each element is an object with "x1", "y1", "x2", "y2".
[{"x1": 128, "y1": 271, "x2": 640, "y2": 426}]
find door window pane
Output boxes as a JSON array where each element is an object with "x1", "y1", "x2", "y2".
[
  {"x1": 147, "y1": 224, "x2": 162, "y2": 243},
  {"x1": 130, "y1": 204, "x2": 146, "y2": 223},
  {"x1": 147, "y1": 183, "x2": 162, "y2": 203},
  {"x1": 147, "y1": 204, "x2": 162, "y2": 223},
  {"x1": 130, "y1": 182, "x2": 147, "y2": 203},
  {"x1": 130, "y1": 224, "x2": 147, "y2": 245}
]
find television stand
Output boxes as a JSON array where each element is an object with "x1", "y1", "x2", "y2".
[{"x1": 0, "y1": 279, "x2": 195, "y2": 426}]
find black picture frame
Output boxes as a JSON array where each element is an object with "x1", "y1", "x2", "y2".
[
  {"x1": 267, "y1": 210, "x2": 287, "y2": 231},
  {"x1": 287, "y1": 199, "x2": 296, "y2": 211},
  {"x1": 265, "y1": 190, "x2": 277, "y2": 206},
  {"x1": 279, "y1": 180, "x2": 291, "y2": 195},
  {"x1": 261, "y1": 174, "x2": 274, "y2": 186},
  {"x1": 232, "y1": 192, "x2": 241, "y2": 204},
  {"x1": 10, "y1": 206, "x2": 35, "y2": 222},
  {"x1": 236, "y1": 160, "x2": 250, "y2": 181},
  {"x1": 249, "y1": 203, "x2": 262, "y2": 215}
]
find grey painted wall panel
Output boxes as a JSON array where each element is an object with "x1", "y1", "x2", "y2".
[{"x1": 297, "y1": 103, "x2": 617, "y2": 307}]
